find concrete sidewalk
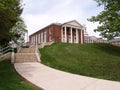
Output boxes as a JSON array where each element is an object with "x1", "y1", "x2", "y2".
[{"x1": 14, "y1": 62, "x2": 120, "y2": 90}]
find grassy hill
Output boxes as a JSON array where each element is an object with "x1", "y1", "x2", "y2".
[{"x1": 39, "y1": 43, "x2": 120, "y2": 81}]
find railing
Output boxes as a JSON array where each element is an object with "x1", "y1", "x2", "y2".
[
  {"x1": 28, "y1": 42, "x2": 34, "y2": 48},
  {"x1": 16, "y1": 43, "x2": 22, "y2": 53},
  {"x1": 35, "y1": 44, "x2": 41, "y2": 62},
  {"x1": 42, "y1": 42, "x2": 45, "y2": 48},
  {"x1": 0, "y1": 46, "x2": 14, "y2": 63},
  {"x1": 0, "y1": 46, "x2": 12, "y2": 55},
  {"x1": 11, "y1": 47, "x2": 14, "y2": 64},
  {"x1": 0, "y1": 42, "x2": 23, "y2": 63},
  {"x1": 49, "y1": 41, "x2": 54, "y2": 45},
  {"x1": 34, "y1": 41, "x2": 54, "y2": 62}
]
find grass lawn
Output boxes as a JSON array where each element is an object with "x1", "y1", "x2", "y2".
[
  {"x1": 40, "y1": 43, "x2": 120, "y2": 82},
  {"x1": 0, "y1": 60, "x2": 36, "y2": 90}
]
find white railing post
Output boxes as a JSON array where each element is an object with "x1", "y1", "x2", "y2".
[
  {"x1": 17, "y1": 44, "x2": 21, "y2": 53},
  {"x1": 11, "y1": 41, "x2": 14, "y2": 64},
  {"x1": 35, "y1": 43, "x2": 41, "y2": 62},
  {"x1": 42, "y1": 42, "x2": 45, "y2": 48}
]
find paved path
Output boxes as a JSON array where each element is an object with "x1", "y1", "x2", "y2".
[{"x1": 14, "y1": 62, "x2": 120, "y2": 90}]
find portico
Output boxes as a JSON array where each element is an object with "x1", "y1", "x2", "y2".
[{"x1": 61, "y1": 20, "x2": 84, "y2": 44}]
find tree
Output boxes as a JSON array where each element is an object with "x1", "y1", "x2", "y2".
[
  {"x1": 11, "y1": 19, "x2": 27, "y2": 45},
  {"x1": 88, "y1": 0, "x2": 120, "y2": 40},
  {"x1": 0, "y1": 0, "x2": 23, "y2": 47}
]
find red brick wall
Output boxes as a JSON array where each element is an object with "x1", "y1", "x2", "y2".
[
  {"x1": 52, "y1": 25, "x2": 61, "y2": 42},
  {"x1": 29, "y1": 24, "x2": 61, "y2": 44},
  {"x1": 48, "y1": 25, "x2": 55, "y2": 42}
]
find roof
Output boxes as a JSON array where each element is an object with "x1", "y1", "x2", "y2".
[
  {"x1": 29, "y1": 23, "x2": 61, "y2": 36},
  {"x1": 29, "y1": 20, "x2": 83, "y2": 36},
  {"x1": 62, "y1": 20, "x2": 83, "y2": 29}
]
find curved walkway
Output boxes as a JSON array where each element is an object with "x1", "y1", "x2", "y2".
[{"x1": 14, "y1": 62, "x2": 120, "y2": 90}]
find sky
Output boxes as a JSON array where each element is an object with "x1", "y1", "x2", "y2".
[{"x1": 21, "y1": 0, "x2": 103, "y2": 37}]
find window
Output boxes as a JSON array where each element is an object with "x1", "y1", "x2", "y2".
[
  {"x1": 38, "y1": 34, "x2": 40, "y2": 44},
  {"x1": 44, "y1": 31, "x2": 46, "y2": 43},
  {"x1": 41, "y1": 32, "x2": 43, "y2": 43}
]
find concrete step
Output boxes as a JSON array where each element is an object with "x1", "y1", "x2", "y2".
[
  {"x1": 15, "y1": 53, "x2": 38, "y2": 63},
  {"x1": 20, "y1": 48, "x2": 35, "y2": 53}
]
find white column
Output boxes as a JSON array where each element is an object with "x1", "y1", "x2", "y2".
[
  {"x1": 77, "y1": 29, "x2": 79, "y2": 43},
  {"x1": 27, "y1": 31, "x2": 28, "y2": 43},
  {"x1": 34, "y1": 36, "x2": 35, "y2": 44},
  {"x1": 70, "y1": 27, "x2": 73, "y2": 43},
  {"x1": 76, "y1": 28, "x2": 78, "y2": 43},
  {"x1": 36, "y1": 35, "x2": 38, "y2": 44},
  {"x1": 65, "y1": 26, "x2": 67, "y2": 42},
  {"x1": 81, "y1": 30, "x2": 83, "y2": 44}
]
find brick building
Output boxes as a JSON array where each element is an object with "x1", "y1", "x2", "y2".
[
  {"x1": 29, "y1": 20, "x2": 84, "y2": 45},
  {"x1": 110, "y1": 38, "x2": 120, "y2": 45}
]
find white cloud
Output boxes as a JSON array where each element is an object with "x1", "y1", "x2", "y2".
[{"x1": 21, "y1": 0, "x2": 103, "y2": 37}]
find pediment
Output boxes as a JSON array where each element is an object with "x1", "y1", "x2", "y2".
[{"x1": 62, "y1": 20, "x2": 83, "y2": 29}]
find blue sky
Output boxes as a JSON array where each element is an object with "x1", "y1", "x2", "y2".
[{"x1": 21, "y1": 0, "x2": 103, "y2": 37}]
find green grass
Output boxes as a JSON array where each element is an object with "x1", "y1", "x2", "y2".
[
  {"x1": 0, "y1": 60, "x2": 36, "y2": 90},
  {"x1": 40, "y1": 43, "x2": 120, "y2": 82}
]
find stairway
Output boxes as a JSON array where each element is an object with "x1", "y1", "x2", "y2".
[
  {"x1": 20, "y1": 48, "x2": 35, "y2": 53},
  {"x1": 15, "y1": 46, "x2": 38, "y2": 63}
]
